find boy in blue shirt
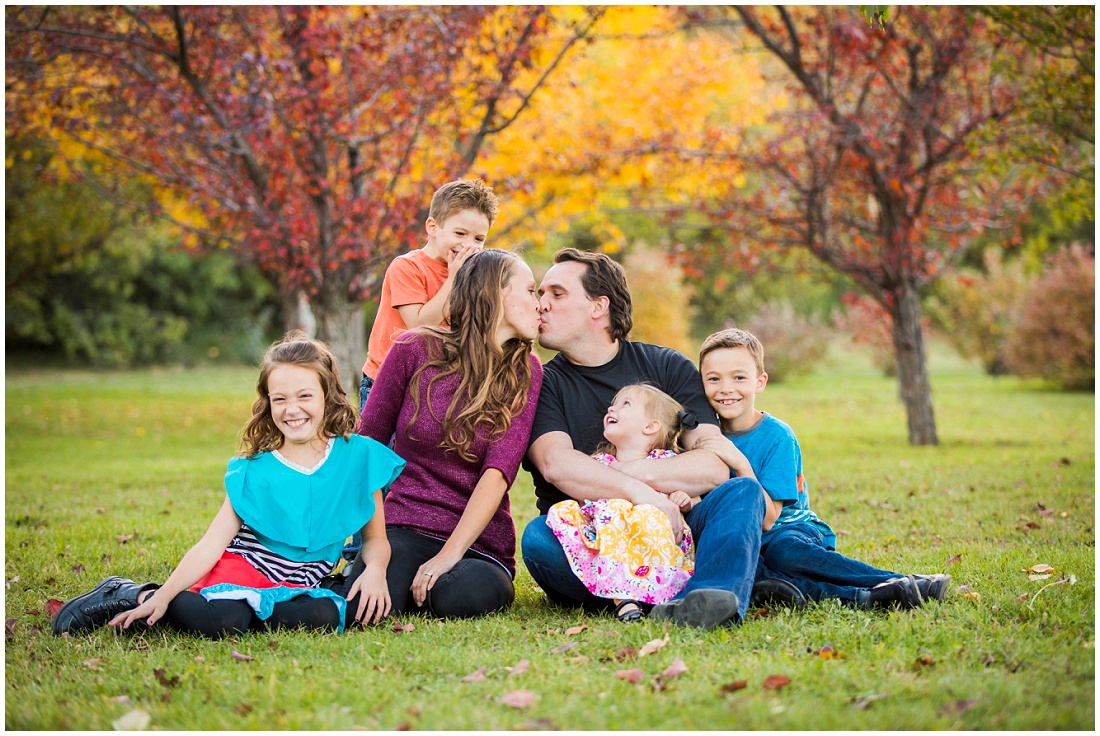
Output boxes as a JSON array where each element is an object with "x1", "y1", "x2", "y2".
[{"x1": 694, "y1": 328, "x2": 951, "y2": 609}]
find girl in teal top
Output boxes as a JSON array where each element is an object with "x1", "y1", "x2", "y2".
[{"x1": 52, "y1": 331, "x2": 405, "y2": 638}]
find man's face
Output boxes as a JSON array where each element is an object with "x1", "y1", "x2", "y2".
[{"x1": 537, "y1": 260, "x2": 593, "y2": 353}]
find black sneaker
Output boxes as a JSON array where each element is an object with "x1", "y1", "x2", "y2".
[
  {"x1": 866, "y1": 575, "x2": 923, "y2": 609},
  {"x1": 650, "y1": 589, "x2": 740, "y2": 630},
  {"x1": 51, "y1": 576, "x2": 156, "y2": 636},
  {"x1": 750, "y1": 578, "x2": 809, "y2": 608}
]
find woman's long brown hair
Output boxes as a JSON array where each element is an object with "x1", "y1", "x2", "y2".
[{"x1": 404, "y1": 249, "x2": 535, "y2": 462}]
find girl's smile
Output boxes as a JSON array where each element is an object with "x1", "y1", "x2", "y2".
[{"x1": 267, "y1": 364, "x2": 326, "y2": 449}]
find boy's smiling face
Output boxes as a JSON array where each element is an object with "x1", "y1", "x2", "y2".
[
  {"x1": 700, "y1": 346, "x2": 768, "y2": 433},
  {"x1": 424, "y1": 208, "x2": 490, "y2": 263}
]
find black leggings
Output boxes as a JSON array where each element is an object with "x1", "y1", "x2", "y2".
[
  {"x1": 163, "y1": 589, "x2": 360, "y2": 639},
  {"x1": 347, "y1": 526, "x2": 514, "y2": 619}
]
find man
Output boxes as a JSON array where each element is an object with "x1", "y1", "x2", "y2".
[{"x1": 520, "y1": 248, "x2": 771, "y2": 630}]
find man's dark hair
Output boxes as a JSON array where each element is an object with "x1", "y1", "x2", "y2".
[{"x1": 554, "y1": 248, "x2": 632, "y2": 341}]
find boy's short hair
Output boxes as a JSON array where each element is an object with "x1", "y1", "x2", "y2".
[
  {"x1": 699, "y1": 328, "x2": 766, "y2": 376},
  {"x1": 553, "y1": 248, "x2": 633, "y2": 341},
  {"x1": 429, "y1": 178, "x2": 499, "y2": 228}
]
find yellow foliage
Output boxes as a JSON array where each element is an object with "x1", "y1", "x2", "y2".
[
  {"x1": 473, "y1": 6, "x2": 780, "y2": 254},
  {"x1": 622, "y1": 243, "x2": 695, "y2": 356}
]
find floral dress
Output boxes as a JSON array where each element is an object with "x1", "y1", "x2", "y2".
[{"x1": 546, "y1": 450, "x2": 694, "y2": 604}]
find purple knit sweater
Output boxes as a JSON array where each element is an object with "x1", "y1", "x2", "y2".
[{"x1": 355, "y1": 332, "x2": 543, "y2": 576}]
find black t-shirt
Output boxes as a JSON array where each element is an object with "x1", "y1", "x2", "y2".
[{"x1": 523, "y1": 340, "x2": 719, "y2": 514}]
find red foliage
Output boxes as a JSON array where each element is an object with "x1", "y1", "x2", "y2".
[{"x1": 1006, "y1": 244, "x2": 1095, "y2": 390}]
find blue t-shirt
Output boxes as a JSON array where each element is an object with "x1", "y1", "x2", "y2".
[{"x1": 725, "y1": 413, "x2": 835, "y2": 550}]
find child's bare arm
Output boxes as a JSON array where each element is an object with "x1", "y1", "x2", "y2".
[
  {"x1": 692, "y1": 434, "x2": 755, "y2": 480},
  {"x1": 111, "y1": 497, "x2": 241, "y2": 629}
]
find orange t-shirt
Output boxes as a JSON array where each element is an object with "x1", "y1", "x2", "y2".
[{"x1": 362, "y1": 249, "x2": 449, "y2": 378}]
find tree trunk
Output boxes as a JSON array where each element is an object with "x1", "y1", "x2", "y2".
[
  {"x1": 312, "y1": 288, "x2": 365, "y2": 402},
  {"x1": 890, "y1": 282, "x2": 939, "y2": 445}
]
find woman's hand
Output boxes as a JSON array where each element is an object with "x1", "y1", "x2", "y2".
[
  {"x1": 347, "y1": 563, "x2": 391, "y2": 625},
  {"x1": 411, "y1": 550, "x2": 463, "y2": 608},
  {"x1": 109, "y1": 590, "x2": 167, "y2": 630}
]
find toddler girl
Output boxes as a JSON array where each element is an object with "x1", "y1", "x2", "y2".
[
  {"x1": 546, "y1": 384, "x2": 697, "y2": 622},
  {"x1": 52, "y1": 331, "x2": 405, "y2": 638}
]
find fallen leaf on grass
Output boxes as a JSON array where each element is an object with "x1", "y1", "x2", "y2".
[
  {"x1": 5, "y1": 618, "x2": 14, "y2": 640},
  {"x1": 913, "y1": 655, "x2": 936, "y2": 669},
  {"x1": 153, "y1": 668, "x2": 180, "y2": 688},
  {"x1": 638, "y1": 635, "x2": 669, "y2": 657},
  {"x1": 394, "y1": 723, "x2": 411, "y2": 731},
  {"x1": 660, "y1": 657, "x2": 688, "y2": 680},
  {"x1": 268, "y1": 640, "x2": 279, "y2": 650},
  {"x1": 45, "y1": 599, "x2": 64, "y2": 618},
  {"x1": 565, "y1": 623, "x2": 588, "y2": 636},
  {"x1": 762, "y1": 674, "x2": 791, "y2": 690},
  {"x1": 516, "y1": 718, "x2": 558, "y2": 730},
  {"x1": 116, "y1": 533, "x2": 136, "y2": 544},
  {"x1": 945, "y1": 554, "x2": 962, "y2": 566},
  {"x1": 1038, "y1": 508, "x2": 1055, "y2": 517},
  {"x1": 230, "y1": 650, "x2": 254, "y2": 662},
  {"x1": 1015, "y1": 593, "x2": 1029, "y2": 602},
  {"x1": 392, "y1": 622, "x2": 416, "y2": 633},
  {"x1": 1029, "y1": 573, "x2": 1053, "y2": 581},
  {"x1": 235, "y1": 703, "x2": 253, "y2": 716},
  {"x1": 850, "y1": 692, "x2": 889, "y2": 709},
  {"x1": 615, "y1": 669, "x2": 644, "y2": 684},
  {"x1": 816, "y1": 646, "x2": 846, "y2": 660},
  {"x1": 940, "y1": 698, "x2": 977, "y2": 716},
  {"x1": 500, "y1": 690, "x2": 536, "y2": 709},
  {"x1": 956, "y1": 584, "x2": 971, "y2": 594},
  {"x1": 1025, "y1": 564, "x2": 1055, "y2": 574},
  {"x1": 25, "y1": 607, "x2": 41, "y2": 616},
  {"x1": 506, "y1": 658, "x2": 530, "y2": 675},
  {"x1": 462, "y1": 667, "x2": 487, "y2": 683},
  {"x1": 566, "y1": 655, "x2": 590, "y2": 665},
  {"x1": 720, "y1": 680, "x2": 748, "y2": 694},
  {"x1": 112, "y1": 709, "x2": 150, "y2": 731},
  {"x1": 961, "y1": 591, "x2": 981, "y2": 602},
  {"x1": 70, "y1": 564, "x2": 85, "y2": 573},
  {"x1": 109, "y1": 695, "x2": 133, "y2": 705},
  {"x1": 84, "y1": 658, "x2": 105, "y2": 671},
  {"x1": 613, "y1": 647, "x2": 637, "y2": 662},
  {"x1": 550, "y1": 642, "x2": 577, "y2": 654},
  {"x1": 7, "y1": 576, "x2": 20, "y2": 587},
  {"x1": 835, "y1": 529, "x2": 851, "y2": 536}
]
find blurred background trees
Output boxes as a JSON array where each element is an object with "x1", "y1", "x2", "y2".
[{"x1": 7, "y1": 5, "x2": 1093, "y2": 440}]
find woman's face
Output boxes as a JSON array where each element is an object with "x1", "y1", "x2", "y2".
[{"x1": 496, "y1": 260, "x2": 541, "y2": 345}]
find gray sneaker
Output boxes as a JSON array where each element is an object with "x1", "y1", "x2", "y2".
[
  {"x1": 913, "y1": 573, "x2": 952, "y2": 602},
  {"x1": 51, "y1": 576, "x2": 156, "y2": 636},
  {"x1": 650, "y1": 589, "x2": 740, "y2": 630}
]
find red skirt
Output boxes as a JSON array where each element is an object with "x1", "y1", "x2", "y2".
[{"x1": 189, "y1": 551, "x2": 310, "y2": 593}]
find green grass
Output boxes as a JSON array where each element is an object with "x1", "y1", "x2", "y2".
[{"x1": 5, "y1": 348, "x2": 1095, "y2": 729}]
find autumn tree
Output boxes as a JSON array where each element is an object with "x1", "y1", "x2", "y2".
[
  {"x1": 6, "y1": 6, "x2": 601, "y2": 384},
  {"x1": 677, "y1": 6, "x2": 1056, "y2": 445}
]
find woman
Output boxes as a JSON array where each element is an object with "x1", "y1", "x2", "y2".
[{"x1": 352, "y1": 249, "x2": 542, "y2": 618}]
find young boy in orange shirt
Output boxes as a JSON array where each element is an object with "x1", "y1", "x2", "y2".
[{"x1": 359, "y1": 178, "x2": 499, "y2": 408}]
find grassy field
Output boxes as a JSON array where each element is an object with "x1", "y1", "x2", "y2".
[{"x1": 5, "y1": 345, "x2": 1094, "y2": 730}]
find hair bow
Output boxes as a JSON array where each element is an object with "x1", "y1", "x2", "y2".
[{"x1": 677, "y1": 410, "x2": 698, "y2": 430}]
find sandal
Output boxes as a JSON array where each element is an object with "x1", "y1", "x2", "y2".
[{"x1": 614, "y1": 599, "x2": 645, "y2": 623}]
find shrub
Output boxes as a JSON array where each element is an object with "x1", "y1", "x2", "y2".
[
  {"x1": 740, "y1": 300, "x2": 830, "y2": 383},
  {"x1": 926, "y1": 249, "x2": 1031, "y2": 375},
  {"x1": 1006, "y1": 244, "x2": 1095, "y2": 390}
]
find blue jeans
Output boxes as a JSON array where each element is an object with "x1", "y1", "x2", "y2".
[
  {"x1": 358, "y1": 375, "x2": 375, "y2": 412},
  {"x1": 756, "y1": 524, "x2": 900, "y2": 603},
  {"x1": 521, "y1": 476, "x2": 766, "y2": 620},
  {"x1": 343, "y1": 374, "x2": 378, "y2": 563}
]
